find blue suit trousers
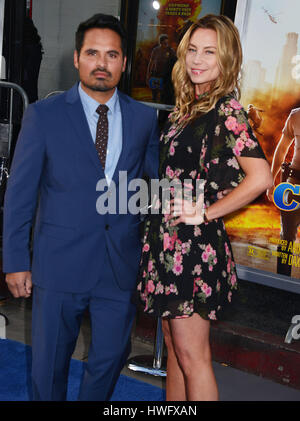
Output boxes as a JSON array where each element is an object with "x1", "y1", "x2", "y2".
[{"x1": 31, "y1": 250, "x2": 136, "y2": 401}]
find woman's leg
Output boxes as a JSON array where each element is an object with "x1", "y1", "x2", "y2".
[
  {"x1": 169, "y1": 313, "x2": 219, "y2": 401},
  {"x1": 162, "y1": 319, "x2": 187, "y2": 401}
]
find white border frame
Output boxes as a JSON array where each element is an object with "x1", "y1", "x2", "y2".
[{"x1": 234, "y1": 0, "x2": 251, "y2": 44}]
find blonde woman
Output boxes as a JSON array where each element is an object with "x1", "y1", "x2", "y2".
[{"x1": 137, "y1": 15, "x2": 272, "y2": 401}]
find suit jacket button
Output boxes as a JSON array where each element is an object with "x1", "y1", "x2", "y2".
[{"x1": 105, "y1": 224, "x2": 110, "y2": 230}]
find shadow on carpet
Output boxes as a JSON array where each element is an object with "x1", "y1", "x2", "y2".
[{"x1": 0, "y1": 339, "x2": 165, "y2": 401}]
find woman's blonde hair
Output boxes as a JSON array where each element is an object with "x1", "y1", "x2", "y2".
[{"x1": 171, "y1": 14, "x2": 243, "y2": 123}]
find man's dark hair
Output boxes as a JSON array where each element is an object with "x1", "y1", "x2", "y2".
[
  {"x1": 159, "y1": 34, "x2": 168, "y2": 44},
  {"x1": 75, "y1": 13, "x2": 127, "y2": 56}
]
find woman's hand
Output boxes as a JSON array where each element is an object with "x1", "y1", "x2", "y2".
[{"x1": 169, "y1": 194, "x2": 204, "y2": 226}]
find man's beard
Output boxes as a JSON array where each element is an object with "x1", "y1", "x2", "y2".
[
  {"x1": 82, "y1": 80, "x2": 113, "y2": 92},
  {"x1": 82, "y1": 68, "x2": 114, "y2": 92}
]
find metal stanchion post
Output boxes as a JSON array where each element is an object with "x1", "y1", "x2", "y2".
[
  {"x1": 126, "y1": 102, "x2": 173, "y2": 377},
  {"x1": 0, "y1": 314, "x2": 6, "y2": 339},
  {"x1": 127, "y1": 317, "x2": 166, "y2": 377}
]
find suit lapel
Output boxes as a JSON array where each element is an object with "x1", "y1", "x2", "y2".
[{"x1": 65, "y1": 84, "x2": 105, "y2": 178}]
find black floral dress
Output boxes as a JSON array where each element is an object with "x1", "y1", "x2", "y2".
[{"x1": 137, "y1": 95, "x2": 266, "y2": 320}]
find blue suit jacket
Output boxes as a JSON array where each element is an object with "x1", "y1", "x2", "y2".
[{"x1": 3, "y1": 84, "x2": 159, "y2": 292}]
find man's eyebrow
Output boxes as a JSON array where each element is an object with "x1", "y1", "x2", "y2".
[
  {"x1": 83, "y1": 48, "x2": 121, "y2": 55},
  {"x1": 84, "y1": 48, "x2": 97, "y2": 53}
]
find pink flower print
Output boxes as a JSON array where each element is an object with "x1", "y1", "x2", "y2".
[
  {"x1": 165, "y1": 286, "x2": 171, "y2": 295},
  {"x1": 137, "y1": 282, "x2": 142, "y2": 291},
  {"x1": 208, "y1": 310, "x2": 217, "y2": 320},
  {"x1": 231, "y1": 274, "x2": 237, "y2": 287},
  {"x1": 170, "y1": 232, "x2": 178, "y2": 250},
  {"x1": 166, "y1": 166, "x2": 174, "y2": 178},
  {"x1": 201, "y1": 283, "x2": 212, "y2": 297},
  {"x1": 224, "y1": 242, "x2": 230, "y2": 256},
  {"x1": 169, "y1": 143, "x2": 175, "y2": 156},
  {"x1": 155, "y1": 282, "x2": 164, "y2": 295},
  {"x1": 228, "y1": 291, "x2": 232, "y2": 302},
  {"x1": 189, "y1": 170, "x2": 197, "y2": 179},
  {"x1": 213, "y1": 258, "x2": 218, "y2": 264},
  {"x1": 201, "y1": 146, "x2": 207, "y2": 159},
  {"x1": 194, "y1": 226, "x2": 201, "y2": 237},
  {"x1": 163, "y1": 233, "x2": 171, "y2": 251},
  {"x1": 193, "y1": 282, "x2": 199, "y2": 294},
  {"x1": 227, "y1": 157, "x2": 239, "y2": 170},
  {"x1": 206, "y1": 286, "x2": 212, "y2": 297},
  {"x1": 170, "y1": 284, "x2": 177, "y2": 294},
  {"x1": 239, "y1": 131, "x2": 249, "y2": 143},
  {"x1": 229, "y1": 98, "x2": 242, "y2": 110},
  {"x1": 193, "y1": 264, "x2": 202, "y2": 275},
  {"x1": 144, "y1": 298, "x2": 148, "y2": 312},
  {"x1": 194, "y1": 277, "x2": 202, "y2": 286},
  {"x1": 245, "y1": 138, "x2": 256, "y2": 149},
  {"x1": 220, "y1": 103, "x2": 226, "y2": 113},
  {"x1": 143, "y1": 243, "x2": 150, "y2": 253},
  {"x1": 174, "y1": 252, "x2": 183, "y2": 264},
  {"x1": 172, "y1": 263, "x2": 183, "y2": 276},
  {"x1": 238, "y1": 123, "x2": 248, "y2": 133},
  {"x1": 225, "y1": 116, "x2": 238, "y2": 133},
  {"x1": 209, "y1": 265, "x2": 214, "y2": 272},
  {"x1": 202, "y1": 251, "x2": 209, "y2": 263},
  {"x1": 147, "y1": 280, "x2": 155, "y2": 293},
  {"x1": 233, "y1": 145, "x2": 241, "y2": 156},
  {"x1": 148, "y1": 260, "x2": 153, "y2": 272},
  {"x1": 143, "y1": 270, "x2": 147, "y2": 278},
  {"x1": 181, "y1": 242, "x2": 188, "y2": 254},
  {"x1": 235, "y1": 138, "x2": 245, "y2": 152},
  {"x1": 168, "y1": 128, "x2": 177, "y2": 138},
  {"x1": 205, "y1": 244, "x2": 215, "y2": 255},
  {"x1": 174, "y1": 169, "x2": 183, "y2": 177},
  {"x1": 227, "y1": 258, "x2": 232, "y2": 273}
]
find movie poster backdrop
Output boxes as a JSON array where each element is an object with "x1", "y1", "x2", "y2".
[
  {"x1": 132, "y1": 0, "x2": 300, "y2": 282},
  {"x1": 230, "y1": 0, "x2": 300, "y2": 280},
  {"x1": 131, "y1": 0, "x2": 222, "y2": 105}
]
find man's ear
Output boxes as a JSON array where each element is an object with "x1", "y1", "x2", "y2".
[
  {"x1": 74, "y1": 50, "x2": 79, "y2": 69},
  {"x1": 122, "y1": 56, "x2": 127, "y2": 73}
]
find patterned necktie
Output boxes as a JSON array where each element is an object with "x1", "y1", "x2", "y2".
[{"x1": 95, "y1": 104, "x2": 109, "y2": 169}]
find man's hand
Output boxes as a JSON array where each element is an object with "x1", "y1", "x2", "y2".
[{"x1": 5, "y1": 271, "x2": 32, "y2": 298}]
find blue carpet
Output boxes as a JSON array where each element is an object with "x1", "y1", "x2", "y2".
[{"x1": 0, "y1": 338, "x2": 165, "y2": 401}]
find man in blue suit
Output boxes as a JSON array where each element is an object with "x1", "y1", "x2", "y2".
[{"x1": 3, "y1": 14, "x2": 159, "y2": 401}]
